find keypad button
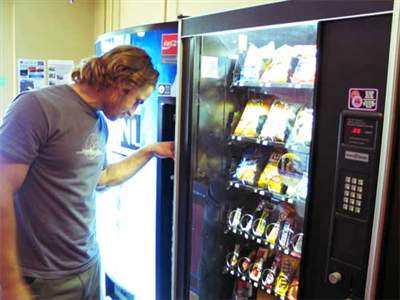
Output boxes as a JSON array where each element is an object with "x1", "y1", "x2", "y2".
[
  {"x1": 343, "y1": 197, "x2": 349, "y2": 203},
  {"x1": 345, "y1": 184, "x2": 350, "y2": 190},
  {"x1": 356, "y1": 193, "x2": 362, "y2": 200},
  {"x1": 355, "y1": 207, "x2": 361, "y2": 213},
  {"x1": 350, "y1": 192, "x2": 356, "y2": 198},
  {"x1": 349, "y1": 205, "x2": 354, "y2": 212},
  {"x1": 350, "y1": 198, "x2": 355, "y2": 205},
  {"x1": 357, "y1": 186, "x2": 363, "y2": 193},
  {"x1": 358, "y1": 179, "x2": 364, "y2": 186},
  {"x1": 343, "y1": 204, "x2": 348, "y2": 210},
  {"x1": 351, "y1": 185, "x2": 356, "y2": 191},
  {"x1": 345, "y1": 176, "x2": 351, "y2": 183},
  {"x1": 351, "y1": 178, "x2": 357, "y2": 184},
  {"x1": 356, "y1": 200, "x2": 362, "y2": 207},
  {"x1": 344, "y1": 191, "x2": 350, "y2": 197}
]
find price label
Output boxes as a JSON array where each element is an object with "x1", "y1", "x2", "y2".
[
  {"x1": 257, "y1": 238, "x2": 261, "y2": 244},
  {"x1": 230, "y1": 270, "x2": 234, "y2": 275},
  {"x1": 234, "y1": 183, "x2": 240, "y2": 188},
  {"x1": 241, "y1": 276, "x2": 246, "y2": 281},
  {"x1": 259, "y1": 191, "x2": 265, "y2": 196},
  {"x1": 244, "y1": 233, "x2": 249, "y2": 239},
  {"x1": 254, "y1": 283, "x2": 258, "y2": 288}
]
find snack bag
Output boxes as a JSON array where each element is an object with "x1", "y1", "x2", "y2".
[
  {"x1": 259, "y1": 100, "x2": 301, "y2": 143},
  {"x1": 290, "y1": 45, "x2": 317, "y2": 84},
  {"x1": 258, "y1": 150, "x2": 286, "y2": 193},
  {"x1": 233, "y1": 150, "x2": 268, "y2": 186},
  {"x1": 277, "y1": 152, "x2": 304, "y2": 188},
  {"x1": 274, "y1": 255, "x2": 300, "y2": 298},
  {"x1": 235, "y1": 159, "x2": 260, "y2": 186},
  {"x1": 233, "y1": 98, "x2": 273, "y2": 138},
  {"x1": 285, "y1": 107, "x2": 313, "y2": 152},
  {"x1": 241, "y1": 44, "x2": 264, "y2": 81},
  {"x1": 260, "y1": 44, "x2": 294, "y2": 84}
]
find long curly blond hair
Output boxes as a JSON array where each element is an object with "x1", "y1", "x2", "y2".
[{"x1": 71, "y1": 45, "x2": 159, "y2": 91}]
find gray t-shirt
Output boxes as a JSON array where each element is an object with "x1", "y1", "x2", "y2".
[{"x1": 0, "y1": 85, "x2": 108, "y2": 279}]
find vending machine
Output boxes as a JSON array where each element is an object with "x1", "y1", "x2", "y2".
[
  {"x1": 173, "y1": 1, "x2": 399, "y2": 300},
  {"x1": 95, "y1": 22, "x2": 177, "y2": 300}
]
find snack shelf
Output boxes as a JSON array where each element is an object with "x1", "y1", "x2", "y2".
[
  {"x1": 225, "y1": 225, "x2": 302, "y2": 259},
  {"x1": 223, "y1": 263, "x2": 294, "y2": 299},
  {"x1": 229, "y1": 135, "x2": 310, "y2": 155},
  {"x1": 228, "y1": 180, "x2": 306, "y2": 205},
  {"x1": 231, "y1": 80, "x2": 314, "y2": 90}
]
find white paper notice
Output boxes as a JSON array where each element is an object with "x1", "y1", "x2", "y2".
[
  {"x1": 201, "y1": 56, "x2": 219, "y2": 79},
  {"x1": 48, "y1": 60, "x2": 74, "y2": 86},
  {"x1": 18, "y1": 59, "x2": 46, "y2": 92}
]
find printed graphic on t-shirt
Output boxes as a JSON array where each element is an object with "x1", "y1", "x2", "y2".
[{"x1": 76, "y1": 132, "x2": 104, "y2": 160}]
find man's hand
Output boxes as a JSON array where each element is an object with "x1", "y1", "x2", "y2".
[
  {"x1": 148, "y1": 141, "x2": 175, "y2": 159},
  {"x1": 0, "y1": 280, "x2": 32, "y2": 300},
  {"x1": 98, "y1": 141, "x2": 175, "y2": 187}
]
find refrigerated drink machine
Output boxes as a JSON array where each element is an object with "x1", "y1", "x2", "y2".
[
  {"x1": 173, "y1": 1, "x2": 399, "y2": 300},
  {"x1": 95, "y1": 22, "x2": 178, "y2": 300}
]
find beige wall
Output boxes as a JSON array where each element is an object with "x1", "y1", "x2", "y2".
[
  {"x1": 0, "y1": 0, "x2": 16, "y2": 118},
  {"x1": 15, "y1": 0, "x2": 95, "y2": 65},
  {"x1": 0, "y1": 0, "x2": 96, "y2": 118},
  {"x1": 120, "y1": 0, "x2": 165, "y2": 29},
  {"x1": 99, "y1": 0, "x2": 277, "y2": 32},
  {"x1": 167, "y1": 0, "x2": 278, "y2": 21}
]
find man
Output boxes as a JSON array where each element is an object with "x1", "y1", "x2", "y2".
[{"x1": 0, "y1": 45, "x2": 174, "y2": 299}]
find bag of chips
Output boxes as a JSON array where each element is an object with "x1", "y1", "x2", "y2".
[
  {"x1": 233, "y1": 149, "x2": 268, "y2": 186},
  {"x1": 277, "y1": 152, "x2": 304, "y2": 189},
  {"x1": 241, "y1": 44, "x2": 263, "y2": 81},
  {"x1": 259, "y1": 100, "x2": 302, "y2": 143},
  {"x1": 285, "y1": 107, "x2": 314, "y2": 152},
  {"x1": 260, "y1": 44, "x2": 294, "y2": 84},
  {"x1": 233, "y1": 98, "x2": 273, "y2": 138},
  {"x1": 258, "y1": 150, "x2": 287, "y2": 194},
  {"x1": 290, "y1": 45, "x2": 317, "y2": 84}
]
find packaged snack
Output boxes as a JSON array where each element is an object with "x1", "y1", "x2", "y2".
[
  {"x1": 230, "y1": 244, "x2": 241, "y2": 267},
  {"x1": 277, "y1": 152, "x2": 304, "y2": 188},
  {"x1": 233, "y1": 279, "x2": 254, "y2": 300},
  {"x1": 286, "y1": 107, "x2": 314, "y2": 152},
  {"x1": 235, "y1": 159, "x2": 259, "y2": 185},
  {"x1": 260, "y1": 44, "x2": 294, "y2": 84},
  {"x1": 258, "y1": 150, "x2": 286, "y2": 193},
  {"x1": 274, "y1": 256, "x2": 299, "y2": 298},
  {"x1": 233, "y1": 150, "x2": 268, "y2": 186},
  {"x1": 233, "y1": 98, "x2": 273, "y2": 138},
  {"x1": 289, "y1": 175, "x2": 309, "y2": 200},
  {"x1": 290, "y1": 45, "x2": 317, "y2": 84},
  {"x1": 249, "y1": 249, "x2": 269, "y2": 282},
  {"x1": 261, "y1": 253, "x2": 281, "y2": 291},
  {"x1": 259, "y1": 100, "x2": 302, "y2": 143},
  {"x1": 241, "y1": 44, "x2": 263, "y2": 81},
  {"x1": 287, "y1": 278, "x2": 299, "y2": 300},
  {"x1": 238, "y1": 250, "x2": 257, "y2": 274}
]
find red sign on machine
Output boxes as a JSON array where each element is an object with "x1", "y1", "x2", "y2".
[{"x1": 161, "y1": 33, "x2": 178, "y2": 56}]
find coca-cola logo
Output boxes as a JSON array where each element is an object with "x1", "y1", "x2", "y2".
[
  {"x1": 161, "y1": 33, "x2": 178, "y2": 56},
  {"x1": 162, "y1": 39, "x2": 177, "y2": 49}
]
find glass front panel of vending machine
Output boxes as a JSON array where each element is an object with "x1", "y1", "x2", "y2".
[{"x1": 189, "y1": 22, "x2": 318, "y2": 300}]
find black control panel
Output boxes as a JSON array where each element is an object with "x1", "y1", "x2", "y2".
[{"x1": 326, "y1": 111, "x2": 382, "y2": 296}]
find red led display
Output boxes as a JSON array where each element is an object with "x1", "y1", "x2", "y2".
[{"x1": 351, "y1": 127, "x2": 362, "y2": 135}]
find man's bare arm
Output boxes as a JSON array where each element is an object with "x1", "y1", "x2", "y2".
[
  {"x1": 0, "y1": 155, "x2": 32, "y2": 299},
  {"x1": 98, "y1": 141, "x2": 174, "y2": 187}
]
